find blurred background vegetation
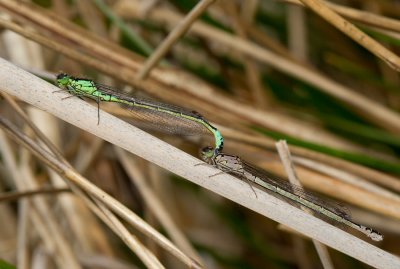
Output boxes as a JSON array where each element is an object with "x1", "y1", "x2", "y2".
[{"x1": 0, "y1": 0, "x2": 399, "y2": 268}]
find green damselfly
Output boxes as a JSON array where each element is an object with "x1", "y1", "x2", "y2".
[
  {"x1": 201, "y1": 147, "x2": 383, "y2": 241},
  {"x1": 56, "y1": 73, "x2": 224, "y2": 156}
]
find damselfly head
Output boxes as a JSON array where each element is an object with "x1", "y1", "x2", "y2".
[
  {"x1": 56, "y1": 73, "x2": 70, "y2": 86},
  {"x1": 200, "y1": 146, "x2": 214, "y2": 163}
]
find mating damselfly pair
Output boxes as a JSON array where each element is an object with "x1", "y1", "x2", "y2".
[{"x1": 55, "y1": 73, "x2": 383, "y2": 242}]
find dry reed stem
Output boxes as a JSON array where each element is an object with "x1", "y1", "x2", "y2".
[
  {"x1": 0, "y1": 6, "x2": 365, "y2": 151},
  {"x1": 264, "y1": 160, "x2": 400, "y2": 220},
  {"x1": 369, "y1": 26, "x2": 400, "y2": 41},
  {"x1": 29, "y1": 210, "x2": 68, "y2": 268},
  {"x1": 6, "y1": 25, "x2": 111, "y2": 255},
  {"x1": 74, "y1": 138, "x2": 104, "y2": 173},
  {"x1": 224, "y1": 0, "x2": 269, "y2": 109},
  {"x1": 0, "y1": 132, "x2": 81, "y2": 269},
  {"x1": 76, "y1": 1, "x2": 108, "y2": 37},
  {"x1": 114, "y1": 0, "x2": 400, "y2": 134},
  {"x1": 248, "y1": 26, "x2": 303, "y2": 63},
  {"x1": 297, "y1": 0, "x2": 400, "y2": 71},
  {"x1": 276, "y1": 141, "x2": 334, "y2": 269},
  {"x1": 1, "y1": 92, "x2": 66, "y2": 167},
  {"x1": 136, "y1": 0, "x2": 216, "y2": 79},
  {"x1": 287, "y1": 5, "x2": 308, "y2": 61},
  {"x1": 219, "y1": 126, "x2": 400, "y2": 193},
  {"x1": 0, "y1": 0, "x2": 144, "y2": 69},
  {"x1": 67, "y1": 172, "x2": 171, "y2": 269},
  {"x1": 0, "y1": 188, "x2": 70, "y2": 202},
  {"x1": 291, "y1": 237, "x2": 313, "y2": 269},
  {"x1": 1, "y1": 52, "x2": 399, "y2": 269},
  {"x1": 69, "y1": 181, "x2": 166, "y2": 269},
  {"x1": 20, "y1": 160, "x2": 82, "y2": 269},
  {"x1": 115, "y1": 147, "x2": 203, "y2": 265},
  {"x1": 2, "y1": 91, "x2": 112, "y2": 255},
  {"x1": 16, "y1": 200, "x2": 28, "y2": 269},
  {"x1": 3, "y1": 20, "x2": 359, "y2": 154},
  {"x1": 226, "y1": 141, "x2": 400, "y2": 221},
  {"x1": 0, "y1": 65, "x2": 199, "y2": 267},
  {"x1": 283, "y1": 0, "x2": 400, "y2": 33},
  {"x1": 94, "y1": 200, "x2": 166, "y2": 269},
  {"x1": 0, "y1": 117, "x2": 199, "y2": 268},
  {"x1": 292, "y1": 157, "x2": 400, "y2": 203}
]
